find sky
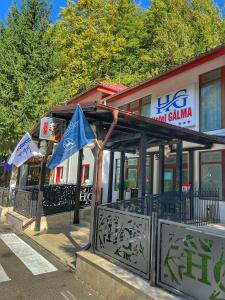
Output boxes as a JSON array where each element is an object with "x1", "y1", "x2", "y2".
[{"x1": 0, "y1": 0, "x2": 224, "y2": 23}]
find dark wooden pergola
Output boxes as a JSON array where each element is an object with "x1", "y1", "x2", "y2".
[
  {"x1": 31, "y1": 103, "x2": 225, "y2": 229},
  {"x1": 44, "y1": 103, "x2": 225, "y2": 201}
]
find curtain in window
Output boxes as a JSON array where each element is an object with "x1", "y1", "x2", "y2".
[{"x1": 201, "y1": 80, "x2": 221, "y2": 131}]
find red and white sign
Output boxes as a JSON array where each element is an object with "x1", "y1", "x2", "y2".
[{"x1": 151, "y1": 85, "x2": 196, "y2": 127}]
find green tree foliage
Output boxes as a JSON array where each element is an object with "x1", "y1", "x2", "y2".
[
  {"x1": 51, "y1": 0, "x2": 225, "y2": 102},
  {"x1": 51, "y1": 0, "x2": 145, "y2": 101},
  {"x1": 0, "y1": 0, "x2": 225, "y2": 152},
  {"x1": 142, "y1": 0, "x2": 224, "y2": 73},
  {"x1": 0, "y1": 0, "x2": 57, "y2": 151}
]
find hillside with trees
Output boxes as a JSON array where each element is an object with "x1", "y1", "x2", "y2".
[{"x1": 0, "y1": 0, "x2": 224, "y2": 152}]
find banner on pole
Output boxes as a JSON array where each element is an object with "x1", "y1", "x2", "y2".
[
  {"x1": 5, "y1": 132, "x2": 40, "y2": 170},
  {"x1": 48, "y1": 106, "x2": 95, "y2": 170}
]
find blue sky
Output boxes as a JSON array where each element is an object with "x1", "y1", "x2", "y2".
[{"x1": 0, "y1": 0, "x2": 224, "y2": 23}]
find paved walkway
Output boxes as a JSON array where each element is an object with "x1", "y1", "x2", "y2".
[
  {"x1": 24, "y1": 222, "x2": 90, "y2": 267},
  {"x1": 0, "y1": 225, "x2": 104, "y2": 300}
]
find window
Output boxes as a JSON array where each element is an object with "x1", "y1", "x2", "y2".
[
  {"x1": 164, "y1": 154, "x2": 188, "y2": 192},
  {"x1": 114, "y1": 159, "x2": 120, "y2": 190},
  {"x1": 126, "y1": 158, "x2": 138, "y2": 189},
  {"x1": 200, "y1": 151, "x2": 223, "y2": 199},
  {"x1": 81, "y1": 164, "x2": 90, "y2": 184},
  {"x1": 200, "y1": 68, "x2": 224, "y2": 131},
  {"x1": 27, "y1": 165, "x2": 50, "y2": 186},
  {"x1": 56, "y1": 166, "x2": 63, "y2": 184},
  {"x1": 120, "y1": 95, "x2": 151, "y2": 117},
  {"x1": 114, "y1": 157, "x2": 139, "y2": 191}
]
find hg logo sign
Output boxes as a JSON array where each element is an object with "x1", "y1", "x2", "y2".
[{"x1": 156, "y1": 89, "x2": 188, "y2": 114}]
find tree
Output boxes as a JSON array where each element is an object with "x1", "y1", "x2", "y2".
[
  {"x1": 141, "y1": 0, "x2": 224, "y2": 74},
  {"x1": 0, "y1": 0, "x2": 57, "y2": 152},
  {"x1": 51, "y1": 0, "x2": 145, "y2": 101}
]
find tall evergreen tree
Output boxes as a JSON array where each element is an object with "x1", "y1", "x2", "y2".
[{"x1": 0, "y1": 0, "x2": 57, "y2": 151}]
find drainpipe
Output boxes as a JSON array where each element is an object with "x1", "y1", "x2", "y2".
[{"x1": 96, "y1": 110, "x2": 119, "y2": 204}]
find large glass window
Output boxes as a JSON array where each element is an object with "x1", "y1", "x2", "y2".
[
  {"x1": 126, "y1": 158, "x2": 138, "y2": 189},
  {"x1": 200, "y1": 68, "x2": 222, "y2": 131},
  {"x1": 200, "y1": 151, "x2": 222, "y2": 198},
  {"x1": 164, "y1": 154, "x2": 188, "y2": 192},
  {"x1": 114, "y1": 156, "x2": 152, "y2": 192}
]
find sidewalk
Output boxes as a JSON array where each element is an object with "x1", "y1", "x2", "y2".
[{"x1": 24, "y1": 221, "x2": 90, "y2": 267}]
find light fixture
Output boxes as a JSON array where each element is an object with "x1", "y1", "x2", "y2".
[
  {"x1": 39, "y1": 140, "x2": 48, "y2": 156},
  {"x1": 164, "y1": 145, "x2": 171, "y2": 158}
]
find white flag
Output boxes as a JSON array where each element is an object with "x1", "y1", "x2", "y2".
[{"x1": 8, "y1": 133, "x2": 40, "y2": 167}]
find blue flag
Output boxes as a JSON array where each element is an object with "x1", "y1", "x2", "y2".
[{"x1": 47, "y1": 105, "x2": 95, "y2": 170}]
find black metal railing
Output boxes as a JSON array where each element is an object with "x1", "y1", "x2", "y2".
[
  {"x1": 103, "y1": 189, "x2": 221, "y2": 226},
  {"x1": 13, "y1": 184, "x2": 93, "y2": 218}
]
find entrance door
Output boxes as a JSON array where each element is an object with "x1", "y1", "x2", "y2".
[{"x1": 164, "y1": 154, "x2": 189, "y2": 192}]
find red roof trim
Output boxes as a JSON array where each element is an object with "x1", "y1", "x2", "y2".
[
  {"x1": 67, "y1": 82, "x2": 127, "y2": 105},
  {"x1": 107, "y1": 46, "x2": 225, "y2": 103}
]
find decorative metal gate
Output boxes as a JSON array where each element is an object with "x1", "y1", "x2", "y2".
[
  {"x1": 95, "y1": 205, "x2": 151, "y2": 279},
  {"x1": 157, "y1": 219, "x2": 225, "y2": 300}
]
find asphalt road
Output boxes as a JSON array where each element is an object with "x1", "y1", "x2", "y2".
[{"x1": 0, "y1": 225, "x2": 104, "y2": 300}]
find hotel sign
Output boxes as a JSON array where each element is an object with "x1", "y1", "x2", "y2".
[{"x1": 151, "y1": 85, "x2": 196, "y2": 127}]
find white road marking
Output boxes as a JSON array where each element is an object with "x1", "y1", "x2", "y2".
[
  {"x1": 0, "y1": 233, "x2": 57, "y2": 275},
  {"x1": 60, "y1": 291, "x2": 78, "y2": 300},
  {"x1": 60, "y1": 292, "x2": 70, "y2": 300},
  {"x1": 0, "y1": 264, "x2": 10, "y2": 283},
  {"x1": 66, "y1": 290, "x2": 78, "y2": 300}
]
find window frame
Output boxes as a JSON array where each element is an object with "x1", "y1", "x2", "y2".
[
  {"x1": 120, "y1": 95, "x2": 151, "y2": 116},
  {"x1": 199, "y1": 150, "x2": 225, "y2": 200},
  {"x1": 199, "y1": 67, "x2": 225, "y2": 132},
  {"x1": 81, "y1": 164, "x2": 90, "y2": 184},
  {"x1": 125, "y1": 158, "x2": 139, "y2": 189}
]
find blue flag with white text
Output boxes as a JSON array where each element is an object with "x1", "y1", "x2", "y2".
[{"x1": 47, "y1": 105, "x2": 95, "y2": 170}]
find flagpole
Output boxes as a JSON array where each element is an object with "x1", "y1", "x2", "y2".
[{"x1": 73, "y1": 149, "x2": 83, "y2": 224}]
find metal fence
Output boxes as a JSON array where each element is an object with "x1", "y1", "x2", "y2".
[
  {"x1": 13, "y1": 184, "x2": 93, "y2": 218},
  {"x1": 0, "y1": 187, "x2": 13, "y2": 207},
  {"x1": 94, "y1": 189, "x2": 221, "y2": 285},
  {"x1": 105, "y1": 190, "x2": 221, "y2": 226},
  {"x1": 95, "y1": 205, "x2": 151, "y2": 279},
  {"x1": 13, "y1": 189, "x2": 37, "y2": 218},
  {"x1": 157, "y1": 219, "x2": 225, "y2": 300}
]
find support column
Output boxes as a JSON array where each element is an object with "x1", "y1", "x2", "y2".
[
  {"x1": 176, "y1": 141, "x2": 183, "y2": 194},
  {"x1": 149, "y1": 153, "x2": 154, "y2": 195},
  {"x1": 138, "y1": 135, "x2": 147, "y2": 198},
  {"x1": 159, "y1": 145, "x2": 165, "y2": 193},
  {"x1": 189, "y1": 149, "x2": 194, "y2": 219},
  {"x1": 119, "y1": 152, "x2": 125, "y2": 201},
  {"x1": 188, "y1": 150, "x2": 194, "y2": 189},
  {"x1": 35, "y1": 141, "x2": 53, "y2": 231},
  {"x1": 107, "y1": 151, "x2": 114, "y2": 203},
  {"x1": 73, "y1": 149, "x2": 83, "y2": 224}
]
